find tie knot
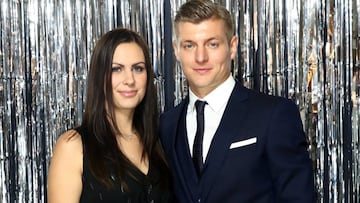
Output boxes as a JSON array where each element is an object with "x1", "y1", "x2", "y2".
[{"x1": 195, "y1": 100, "x2": 207, "y2": 113}]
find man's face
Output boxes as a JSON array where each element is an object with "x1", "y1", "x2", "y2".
[{"x1": 173, "y1": 18, "x2": 238, "y2": 98}]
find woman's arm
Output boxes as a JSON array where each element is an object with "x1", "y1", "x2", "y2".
[{"x1": 47, "y1": 130, "x2": 83, "y2": 203}]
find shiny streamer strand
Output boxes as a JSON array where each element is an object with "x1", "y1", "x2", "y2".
[{"x1": 0, "y1": 0, "x2": 359, "y2": 202}]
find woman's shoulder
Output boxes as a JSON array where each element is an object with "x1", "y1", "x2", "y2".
[
  {"x1": 56, "y1": 129, "x2": 83, "y2": 149},
  {"x1": 51, "y1": 129, "x2": 83, "y2": 167}
]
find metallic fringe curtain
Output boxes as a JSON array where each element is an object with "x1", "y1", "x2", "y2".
[{"x1": 0, "y1": 0, "x2": 359, "y2": 202}]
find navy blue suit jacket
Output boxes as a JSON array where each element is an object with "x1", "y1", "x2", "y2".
[{"x1": 160, "y1": 82, "x2": 316, "y2": 203}]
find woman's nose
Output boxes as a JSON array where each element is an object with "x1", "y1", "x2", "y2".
[{"x1": 122, "y1": 70, "x2": 135, "y2": 85}]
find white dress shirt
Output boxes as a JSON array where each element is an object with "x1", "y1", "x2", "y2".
[{"x1": 186, "y1": 75, "x2": 235, "y2": 161}]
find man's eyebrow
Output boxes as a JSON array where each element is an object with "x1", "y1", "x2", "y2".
[
  {"x1": 181, "y1": 37, "x2": 219, "y2": 44},
  {"x1": 181, "y1": 40, "x2": 194, "y2": 44}
]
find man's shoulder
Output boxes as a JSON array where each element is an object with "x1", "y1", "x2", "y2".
[
  {"x1": 162, "y1": 98, "x2": 187, "y2": 114},
  {"x1": 235, "y1": 83, "x2": 297, "y2": 108}
]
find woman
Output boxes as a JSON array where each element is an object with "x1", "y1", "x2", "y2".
[{"x1": 48, "y1": 28, "x2": 174, "y2": 203}]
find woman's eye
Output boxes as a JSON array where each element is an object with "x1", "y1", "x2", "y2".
[
  {"x1": 111, "y1": 67, "x2": 122, "y2": 72},
  {"x1": 132, "y1": 66, "x2": 145, "y2": 72}
]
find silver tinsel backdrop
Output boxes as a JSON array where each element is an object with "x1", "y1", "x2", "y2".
[{"x1": 0, "y1": 0, "x2": 359, "y2": 202}]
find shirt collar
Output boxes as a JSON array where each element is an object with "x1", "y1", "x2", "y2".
[{"x1": 188, "y1": 75, "x2": 235, "y2": 112}]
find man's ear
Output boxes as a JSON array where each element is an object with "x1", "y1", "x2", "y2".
[
  {"x1": 173, "y1": 40, "x2": 180, "y2": 61},
  {"x1": 229, "y1": 36, "x2": 238, "y2": 60}
]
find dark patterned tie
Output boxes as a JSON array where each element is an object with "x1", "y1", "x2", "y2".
[{"x1": 193, "y1": 100, "x2": 207, "y2": 176}]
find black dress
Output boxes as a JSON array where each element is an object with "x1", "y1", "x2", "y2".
[{"x1": 75, "y1": 127, "x2": 175, "y2": 203}]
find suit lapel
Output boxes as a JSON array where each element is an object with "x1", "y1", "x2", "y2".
[
  {"x1": 201, "y1": 83, "x2": 250, "y2": 198},
  {"x1": 166, "y1": 99, "x2": 198, "y2": 201},
  {"x1": 175, "y1": 105, "x2": 200, "y2": 192}
]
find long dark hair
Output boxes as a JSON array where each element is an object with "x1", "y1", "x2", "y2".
[{"x1": 81, "y1": 28, "x2": 168, "y2": 188}]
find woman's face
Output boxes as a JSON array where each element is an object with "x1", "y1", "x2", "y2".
[{"x1": 111, "y1": 42, "x2": 147, "y2": 113}]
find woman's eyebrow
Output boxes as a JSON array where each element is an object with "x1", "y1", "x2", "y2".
[{"x1": 112, "y1": 62, "x2": 145, "y2": 67}]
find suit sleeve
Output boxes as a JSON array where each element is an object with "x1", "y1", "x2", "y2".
[{"x1": 266, "y1": 99, "x2": 316, "y2": 202}]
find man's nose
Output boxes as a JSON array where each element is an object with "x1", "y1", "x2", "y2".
[{"x1": 195, "y1": 46, "x2": 209, "y2": 63}]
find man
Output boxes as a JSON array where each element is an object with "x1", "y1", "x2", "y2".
[{"x1": 160, "y1": 0, "x2": 316, "y2": 202}]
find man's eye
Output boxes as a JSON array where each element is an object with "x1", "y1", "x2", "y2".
[
  {"x1": 132, "y1": 66, "x2": 145, "y2": 72},
  {"x1": 183, "y1": 44, "x2": 193, "y2": 49},
  {"x1": 208, "y1": 42, "x2": 219, "y2": 48},
  {"x1": 112, "y1": 67, "x2": 122, "y2": 72}
]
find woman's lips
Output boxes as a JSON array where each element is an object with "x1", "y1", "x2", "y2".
[{"x1": 118, "y1": 90, "x2": 137, "y2": 97}]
